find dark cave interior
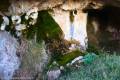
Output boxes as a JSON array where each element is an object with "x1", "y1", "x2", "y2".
[{"x1": 87, "y1": 6, "x2": 120, "y2": 53}]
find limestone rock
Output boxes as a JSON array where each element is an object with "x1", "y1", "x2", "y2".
[
  {"x1": 47, "y1": 69, "x2": 61, "y2": 80},
  {"x1": 1, "y1": 0, "x2": 120, "y2": 14},
  {"x1": 0, "y1": 31, "x2": 20, "y2": 80},
  {"x1": 15, "y1": 40, "x2": 49, "y2": 79}
]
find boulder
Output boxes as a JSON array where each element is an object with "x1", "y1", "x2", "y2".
[{"x1": 0, "y1": 31, "x2": 20, "y2": 80}]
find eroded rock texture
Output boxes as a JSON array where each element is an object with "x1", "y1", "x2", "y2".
[
  {"x1": 0, "y1": 0, "x2": 120, "y2": 80},
  {"x1": 0, "y1": 31, "x2": 20, "y2": 80},
  {"x1": 14, "y1": 40, "x2": 49, "y2": 80},
  {"x1": 0, "y1": 0, "x2": 92, "y2": 51},
  {"x1": 0, "y1": 0, "x2": 120, "y2": 51}
]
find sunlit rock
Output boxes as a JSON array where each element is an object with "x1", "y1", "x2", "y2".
[
  {"x1": 8, "y1": 0, "x2": 39, "y2": 15},
  {"x1": 11, "y1": 15, "x2": 21, "y2": 25},
  {"x1": 2, "y1": 0, "x2": 104, "y2": 16},
  {"x1": 25, "y1": 7, "x2": 38, "y2": 25},
  {"x1": 50, "y1": 9, "x2": 88, "y2": 50},
  {"x1": 60, "y1": 0, "x2": 84, "y2": 10},
  {"x1": 70, "y1": 56, "x2": 83, "y2": 65},
  {"x1": 25, "y1": 7, "x2": 38, "y2": 20},
  {"x1": 11, "y1": 15, "x2": 28, "y2": 37},
  {"x1": 15, "y1": 24, "x2": 26, "y2": 31},
  {"x1": 73, "y1": 10, "x2": 88, "y2": 50},
  {"x1": 0, "y1": 31, "x2": 20, "y2": 80},
  {"x1": 0, "y1": 16, "x2": 9, "y2": 30}
]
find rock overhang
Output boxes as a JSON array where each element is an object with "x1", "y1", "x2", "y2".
[{"x1": 0, "y1": 0, "x2": 109, "y2": 15}]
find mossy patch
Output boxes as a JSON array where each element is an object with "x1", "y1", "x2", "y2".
[
  {"x1": 26, "y1": 10, "x2": 63, "y2": 42},
  {"x1": 56, "y1": 50, "x2": 85, "y2": 66}
]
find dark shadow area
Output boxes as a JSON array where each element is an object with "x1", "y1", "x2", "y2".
[
  {"x1": 0, "y1": 0, "x2": 10, "y2": 12},
  {"x1": 87, "y1": 6, "x2": 120, "y2": 53}
]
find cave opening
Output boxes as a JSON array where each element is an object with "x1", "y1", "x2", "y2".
[{"x1": 87, "y1": 6, "x2": 120, "y2": 53}]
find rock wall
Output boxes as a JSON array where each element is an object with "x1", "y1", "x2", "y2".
[
  {"x1": 50, "y1": 9, "x2": 88, "y2": 50},
  {"x1": 0, "y1": 31, "x2": 20, "y2": 80},
  {"x1": 87, "y1": 6, "x2": 120, "y2": 53},
  {"x1": 0, "y1": 0, "x2": 91, "y2": 51}
]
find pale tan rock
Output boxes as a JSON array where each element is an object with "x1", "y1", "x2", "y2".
[{"x1": 50, "y1": 9, "x2": 88, "y2": 50}]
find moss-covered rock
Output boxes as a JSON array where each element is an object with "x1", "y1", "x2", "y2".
[
  {"x1": 26, "y1": 10, "x2": 63, "y2": 43},
  {"x1": 56, "y1": 50, "x2": 85, "y2": 66}
]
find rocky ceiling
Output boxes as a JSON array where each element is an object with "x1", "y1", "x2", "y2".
[{"x1": 0, "y1": 0, "x2": 120, "y2": 16}]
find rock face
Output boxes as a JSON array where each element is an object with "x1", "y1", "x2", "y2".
[
  {"x1": 0, "y1": 0, "x2": 110, "y2": 51},
  {"x1": 0, "y1": 0, "x2": 91, "y2": 51},
  {"x1": 15, "y1": 40, "x2": 49, "y2": 80},
  {"x1": 50, "y1": 9, "x2": 88, "y2": 50},
  {"x1": 0, "y1": 31, "x2": 20, "y2": 80},
  {"x1": 0, "y1": 0, "x2": 120, "y2": 52},
  {"x1": 2, "y1": 0, "x2": 120, "y2": 13},
  {"x1": 47, "y1": 69, "x2": 61, "y2": 80}
]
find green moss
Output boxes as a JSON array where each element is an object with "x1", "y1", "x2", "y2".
[
  {"x1": 26, "y1": 10, "x2": 63, "y2": 42},
  {"x1": 57, "y1": 50, "x2": 85, "y2": 66}
]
